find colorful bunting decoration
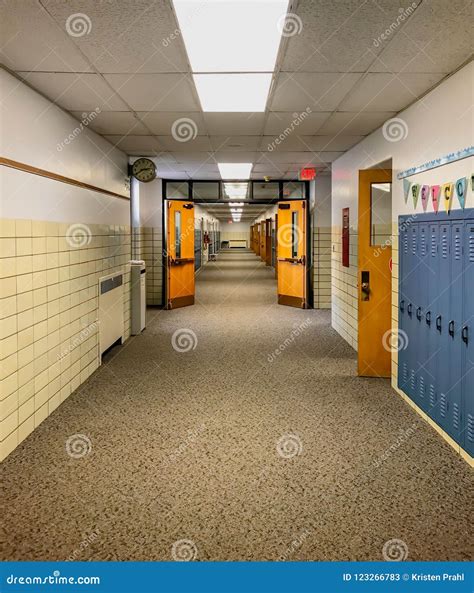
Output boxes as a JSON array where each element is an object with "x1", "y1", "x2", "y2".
[
  {"x1": 455, "y1": 177, "x2": 467, "y2": 209},
  {"x1": 442, "y1": 182, "x2": 454, "y2": 213},
  {"x1": 411, "y1": 183, "x2": 420, "y2": 209},
  {"x1": 403, "y1": 179, "x2": 411, "y2": 203},
  {"x1": 431, "y1": 185, "x2": 440, "y2": 213},
  {"x1": 421, "y1": 185, "x2": 430, "y2": 211}
]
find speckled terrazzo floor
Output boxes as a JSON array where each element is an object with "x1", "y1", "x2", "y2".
[{"x1": 1, "y1": 250, "x2": 473, "y2": 562}]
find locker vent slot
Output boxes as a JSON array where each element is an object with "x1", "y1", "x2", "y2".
[
  {"x1": 439, "y1": 393, "x2": 447, "y2": 418},
  {"x1": 469, "y1": 232, "x2": 474, "y2": 262},
  {"x1": 467, "y1": 414, "x2": 474, "y2": 443},
  {"x1": 428, "y1": 384, "x2": 436, "y2": 408},
  {"x1": 402, "y1": 362, "x2": 408, "y2": 383},
  {"x1": 454, "y1": 233, "x2": 462, "y2": 260},
  {"x1": 452, "y1": 403, "x2": 460, "y2": 430},
  {"x1": 418, "y1": 375, "x2": 425, "y2": 399},
  {"x1": 409, "y1": 370, "x2": 416, "y2": 392}
]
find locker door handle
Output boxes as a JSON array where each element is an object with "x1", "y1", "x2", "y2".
[
  {"x1": 400, "y1": 300, "x2": 405, "y2": 313},
  {"x1": 416, "y1": 307, "x2": 422, "y2": 321},
  {"x1": 462, "y1": 325, "x2": 469, "y2": 344},
  {"x1": 407, "y1": 303, "x2": 413, "y2": 317},
  {"x1": 448, "y1": 320, "x2": 455, "y2": 338},
  {"x1": 425, "y1": 311, "x2": 431, "y2": 325},
  {"x1": 436, "y1": 315, "x2": 442, "y2": 332}
]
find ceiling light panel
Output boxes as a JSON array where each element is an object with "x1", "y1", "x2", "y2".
[
  {"x1": 194, "y1": 73, "x2": 272, "y2": 112},
  {"x1": 173, "y1": 0, "x2": 289, "y2": 72},
  {"x1": 219, "y1": 164, "x2": 252, "y2": 179}
]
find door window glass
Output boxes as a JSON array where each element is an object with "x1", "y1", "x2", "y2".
[
  {"x1": 292, "y1": 211, "x2": 298, "y2": 258},
  {"x1": 370, "y1": 182, "x2": 392, "y2": 246},
  {"x1": 175, "y1": 211, "x2": 181, "y2": 258}
]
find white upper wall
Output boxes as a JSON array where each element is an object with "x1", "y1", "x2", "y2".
[
  {"x1": 331, "y1": 62, "x2": 473, "y2": 226},
  {"x1": 311, "y1": 176, "x2": 331, "y2": 227},
  {"x1": 1, "y1": 68, "x2": 128, "y2": 197}
]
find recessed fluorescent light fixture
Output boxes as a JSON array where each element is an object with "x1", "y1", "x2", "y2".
[
  {"x1": 219, "y1": 164, "x2": 252, "y2": 179},
  {"x1": 172, "y1": 0, "x2": 289, "y2": 72},
  {"x1": 194, "y1": 73, "x2": 272, "y2": 112},
  {"x1": 229, "y1": 202, "x2": 245, "y2": 207}
]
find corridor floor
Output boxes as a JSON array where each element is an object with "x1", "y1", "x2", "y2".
[{"x1": 1, "y1": 250, "x2": 472, "y2": 561}]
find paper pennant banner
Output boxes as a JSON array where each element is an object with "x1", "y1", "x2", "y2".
[
  {"x1": 442, "y1": 182, "x2": 454, "y2": 213},
  {"x1": 411, "y1": 183, "x2": 420, "y2": 209},
  {"x1": 421, "y1": 185, "x2": 430, "y2": 212},
  {"x1": 455, "y1": 177, "x2": 467, "y2": 209},
  {"x1": 431, "y1": 185, "x2": 440, "y2": 213},
  {"x1": 403, "y1": 179, "x2": 411, "y2": 203}
]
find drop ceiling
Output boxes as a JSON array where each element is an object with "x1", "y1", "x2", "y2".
[{"x1": 1, "y1": 0, "x2": 472, "y2": 180}]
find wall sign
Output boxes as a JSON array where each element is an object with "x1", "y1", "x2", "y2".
[
  {"x1": 342, "y1": 208, "x2": 350, "y2": 268},
  {"x1": 397, "y1": 146, "x2": 473, "y2": 179}
]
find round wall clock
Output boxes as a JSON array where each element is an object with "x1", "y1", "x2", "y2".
[{"x1": 131, "y1": 158, "x2": 156, "y2": 183}]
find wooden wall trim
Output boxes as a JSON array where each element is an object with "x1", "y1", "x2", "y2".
[{"x1": 0, "y1": 157, "x2": 130, "y2": 201}]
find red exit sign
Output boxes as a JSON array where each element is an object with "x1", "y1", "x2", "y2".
[{"x1": 299, "y1": 167, "x2": 316, "y2": 181}]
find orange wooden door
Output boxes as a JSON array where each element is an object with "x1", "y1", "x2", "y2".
[
  {"x1": 265, "y1": 219, "x2": 272, "y2": 266},
  {"x1": 277, "y1": 200, "x2": 307, "y2": 308},
  {"x1": 260, "y1": 221, "x2": 266, "y2": 261},
  {"x1": 166, "y1": 200, "x2": 195, "y2": 309},
  {"x1": 358, "y1": 169, "x2": 392, "y2": 376},
  {"x1": 255, "y1": 227, "x2": 260, "y2": 255}
]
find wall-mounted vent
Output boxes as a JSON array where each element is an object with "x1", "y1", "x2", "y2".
[{"x1": 99, "y1": 271, "x2": 124, "y2": 356}]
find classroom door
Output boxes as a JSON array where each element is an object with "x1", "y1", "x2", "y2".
[
  {"x1": 358, "y1": 169, "x2": 392, "y2": 377},
  {"x1": 277, "y1": 200, "x2": 307, "y2": 308},
  {"x1": 265, "y1": 219, "x2": 272, "y2": 266},
  {"x1": 166, "y1": 200, "x2": 195, "y2": 309}
]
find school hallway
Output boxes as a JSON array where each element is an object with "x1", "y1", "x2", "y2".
[{"x1": 1, "y1": 249, "x2": 471, "y2": 562}]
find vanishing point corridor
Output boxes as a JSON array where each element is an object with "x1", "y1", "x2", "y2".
[{"x1": 1, "y1": 250, "x2": 472, "y2": 562}]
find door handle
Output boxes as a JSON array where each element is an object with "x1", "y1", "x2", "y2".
[
  {"x1": 462, "y1": 325, "x2": 469, "y2": 344},
  {"x1": 407, "y1": 303, "x2": 413, "y2": 317},
  {"x1": 170, "y1": 257, "x2": 194, "y2": 265},
  {"x1": 400, "y1": 299, "x2": 405, "y2": 313},
  {"x1": 425, "y1": 311, "x2": 431, "y2": 325},
  {"x1": 361, "y1": 271, "x2": 370, "y2": 301},
  {"x1": 277, "y1": 257, "x2": 305, "y2": 264},
  {"x1": 448, "y1": 320, "x2": 455, "y2": 337},
  {"x1": 416, "y1": 307, "x2": 422, "y2": 321},
  {"x1": 436, "y1": 315, "x2": 442, "y2": 332}
]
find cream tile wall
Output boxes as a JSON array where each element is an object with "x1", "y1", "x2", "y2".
[
  {"x1": 331, "y1": 224, "x2": 358, "y2": 349},
  {"x1": 0, "y1": 218, "x2": 131, "y2": 461},
  {"x1": 312, "y1": 225, "x2": 331, "y2": 309},
  {"x1": 139, "y1": 227, "x2": 163, "y2": 307}
]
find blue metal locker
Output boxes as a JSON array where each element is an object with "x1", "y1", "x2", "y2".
[
  {"x1": 407, "y1": 223, "x2": 419, "y2": 401},
  {"x1": 398, "y1": 223, "x2": 411, "y2": 395},
  {"x1": 415, "y1": 224, "x2": 430, "y2": 411},
  {"x1": 426, "y1": 223, "x2": 440, "y2": 418},
  {"x1": 437, "y1": 223, "x2": 452, "y2": 431},
  {"x1": 462, "y1": 221, "x2": 474, "y2": 456}
]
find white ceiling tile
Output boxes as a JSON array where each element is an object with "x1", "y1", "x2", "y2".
[
  {"x1": 40, "y1": 0, "x2": 189, "y2": 74},
  {"x1": 264, "y1": 112, "x2": 330, "y2": 135},
  {"x1": 104, "y1": 74, "x2": 200, "y2": 111},
  {"x1": 203, "y1": 113, "x2": 265, "y2": 135},
  {"x1": 19, "y1": 72, "x2": 125, "y2": 111},
  {"x1": 301, "y1": 135, "x2": 365, "y2": 151},
  {"x1": 257, "y1": 151, "x2": 343, "y2": 164},
  {"x1": 270, "y1": 73, "x2": 362, "y2": 111},
  {"x1": 210, "y1": 137, "x2": 261, "y2": 151},
  {"x1": 339, "y1": 72, "x2": 444, "y2": 111},
  {"x1": 317, "y1": 111, "x2": 397, "y2": 135},
  {"x1": 138, "y1": 112, "x2": 206, "y2": 135},
  {"x1": 280, "y1": 0, "x2": 422, "y2": 72},
  {"x1": 103, "y1": 135, "x2": 163, "y2": 153},
  {"x1": 158, "y1": 136, "x2": 212, "y2": 151},
  {"x1": 0, "y1": 2, "x2": 92, "y2": 72},
  {"x1": 259, "y1": 135, "x2": 307, "y2": 152},
  {"x1": 70, "y1": 111, "x2": 148, "y2": 135},
  {"x1": 171, "y1": 152, "x2": 216, "y2": 165},
  {"x1": 212, "y1": 152, "x2": 258, "y2": 163},
  {"x1": 369, "y1": 0, "x2": 472, "y2": 73}
]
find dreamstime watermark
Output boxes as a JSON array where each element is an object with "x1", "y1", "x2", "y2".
[
  {"x1": 171, "y1": 117, "x2": 198, "y2": 142},
  {"x1": 66, "y1": 434, "x2": 92, "y2": 459},
  {"x1": 58, "y1": 322, "x2": 99, "y2": 361},
  {"x1": 277, "y1": 12, "x2": 303, "y2": 37},
  {"x1": 276, "y1": 222, "x2": 304, "y2": 251},
  {"x1": 66, "y1": 530, "x2": 100, "y2": 561},
  {"x1": 65, "y1": 13, "x2": 92, "y2": 37},
  {"x1": 66, "y1": 223, "x2": 92, "y2": 248},
  {"x1": 268, "y1": 108, "x2": 312, "y2": 151},
  {"x1": 268, "y1": 318, "x2": 312, "y2": 362},
  {"x1": 382, "y1": 538, "x2": 409, "y2": 561},
  {"x1": 373, "y1": 423, "x2": 418, "y2": 469},
  {"x1": 171, "y1": 539, "x2": 198, "y2": 561},
  {"x1": 277, "y1": 528, "x2": 311, "y2": 560},
  {"x1": 164, "y1": 423, "x2": 207, "y2": 466},
  {"x1": 171, "y1": 328, "x2": 198, "y2": 352},
  {"x1": 276, "y1": 433, "x2": 303, "y2": 459},
  {"x1": 162, "y1": 28, "x2": 181, "y2": 46},
  {"x1": 382, "y1": 329, "x2": 409, "y2": 353},
  {"x1": 57, "y1": 109, "x2": 101, "y2": 151},
  {"x1": 382, "y1": 117, "x2": 408, "y2": 142},
  {"x1": 373, "y1": 4, "x2": 417, "y2": 47}
]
